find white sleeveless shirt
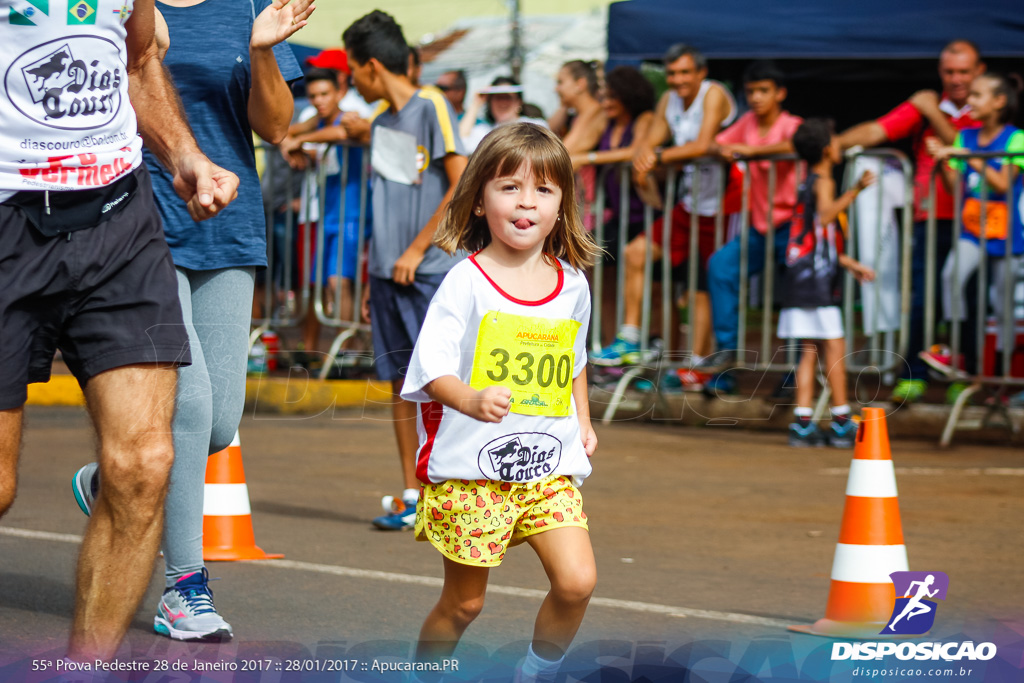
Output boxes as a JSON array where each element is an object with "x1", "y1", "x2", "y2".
[
  {"x1": 0, "y1": 0, "x2": 143, "y2": 201},
  {"x1": 665, "y1": 79, "x2": 736, "y2": 216}
]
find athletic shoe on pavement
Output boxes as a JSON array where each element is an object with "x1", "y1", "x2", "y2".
[
  {"x1": 635, "y1": 370, "x2": 683, "y2": 393},
  {"x1": 826, "y1": 416, "x2": 859, "y2": 448},
  {"x1": 372, "y1": 496, "x2": 418, "y2": 530},
  {"x1": 677, "y1": 369, "x2": 710, "y2": 392},
  {"x1": 71, "y1": 463, "x2": 99, "y2": 517},
  {"x1": 701, "y1": 372, "x2": 737, "y2": 398},
  {"x1": 154, "y1": 568, "x2": 233, "y2": 642},
  {"x1": 788, "y1": 419, "x2": 826, "y2": 447},
  {"x1": 890, "y1": 378, "x2": 927, "y2": 404},
  {"x1": 590, "y1": 336, "x2": 642, "y2": 366}
]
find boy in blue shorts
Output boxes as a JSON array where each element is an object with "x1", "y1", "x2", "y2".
[
  {"x1": 343, "y1": 10, "x2": 467, "y2": 529},
  {"x1": 281, "y1": 65, "x2": 372, "y2": 355}
]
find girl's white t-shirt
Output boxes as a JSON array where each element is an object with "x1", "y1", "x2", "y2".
[{"x1": 401, "y1": 255, "x2": 592, "y2": 486}]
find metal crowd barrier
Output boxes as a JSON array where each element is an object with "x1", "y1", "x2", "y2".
[
  {"x1": 253, "y1": 138, "x2": 1022, "y2": 442},
  {"x1": 254, "y1": 140, "x2": 372, "y2": 380},
  {"x1": 921, "y1": 150, "x2": 1024, "y2": 445},
  {"x1": 582, "y1": 150, "x2": 918, "y2": 425}
]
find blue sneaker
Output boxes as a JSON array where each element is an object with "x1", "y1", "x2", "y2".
[
  {"x1": 590, "y1": 336, "x2": 642, "y2": 366},
  {"x1": 372, "y1": 496, "x2": 417, "y2": 530},
  {"x1": 635, "y1": 370, "x2": 683, "y2": 393},
  {"x1": 789, "y1": 419, "x2": 826, "y2": 447},
  {"x1": 827, "y1": 417, "x2": 859, "y2": 448},
  {"x1": 154, "y1": 568, "x2": 233, "y2": 641},
  {"x1": 72, "y1": 463, "x2": 99, "y2": 517},
  {"x1": 701, "y1": 372, "x2": 737, "y2": 397}
]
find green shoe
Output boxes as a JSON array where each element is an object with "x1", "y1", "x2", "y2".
[
  {"x1": 945, "y1": 381, "x2": 971, "y2": 405},
  {"x1": 891, "y1": 379, "x2": 927, "y2": 404}
]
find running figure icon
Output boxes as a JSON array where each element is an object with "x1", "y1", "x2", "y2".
[{"x1": 888, "y1": 574, "x2": 939, "y2": 631}]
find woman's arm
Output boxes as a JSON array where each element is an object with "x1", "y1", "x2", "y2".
[
  {"x1": 548, "y1": 105, "x2": 570, "y2": 138},
  {"x1": 247, "y1": 0, "x2": 315, "y2": 144},
  {"x1": 570, "y1": 111, "x2": 654, "y2": 168},
  {"x1": 561, "y1": 103, "x2": 607, "y2": 155},
  {"x1": 459, "y1": 92, "x2": 485, "y2": 139}
]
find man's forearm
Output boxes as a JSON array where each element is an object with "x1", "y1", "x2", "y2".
[
  {"x1": 838, "y1": 121, "x2": 888, "y2": 151},
  {"x1": 129, "y1": 56, "x2": 199, "y2": 174}
]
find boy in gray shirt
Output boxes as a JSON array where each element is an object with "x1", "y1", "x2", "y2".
[{"x1": 344, "y1": 10, "x2": 467, "y2": 530}]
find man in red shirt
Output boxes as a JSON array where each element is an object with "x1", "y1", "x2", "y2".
[{"x1": 838, "y1": 40, "x2": 985, "y2": 403}]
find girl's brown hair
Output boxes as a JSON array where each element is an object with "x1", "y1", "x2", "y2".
[{"x1": 435, "y1": 122, "x2": 601, "y2": 270}]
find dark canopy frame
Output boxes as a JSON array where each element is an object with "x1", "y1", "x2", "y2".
[{"x1": 606, "y1": 0, "x2": 1024, "y2": 128}]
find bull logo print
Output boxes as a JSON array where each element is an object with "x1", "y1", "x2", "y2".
[
  {"x1": 9, "y1": 37, "x2": 124, "y2": 129},
  {"x1": 479, "y1": 433, "x2": 562, "y2": 482}
]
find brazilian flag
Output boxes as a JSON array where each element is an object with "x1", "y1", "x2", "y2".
[{"x1": 68, "y1": 0, "x2": 97, "y2": 24}]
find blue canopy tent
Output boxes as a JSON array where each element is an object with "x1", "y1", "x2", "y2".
[{"x1": 607, "y1": 0, "x2": 1024, "y2": 126}]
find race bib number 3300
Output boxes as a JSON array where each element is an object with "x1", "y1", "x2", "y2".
[{"x1": 469, "y1": 311, "x2": 580, "y2": 417}]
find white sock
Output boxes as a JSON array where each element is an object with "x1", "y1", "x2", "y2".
[
  {"x1": 402, "y1": 488, "x2": 419, "y2": 505},
  {"x1": 794, "y1": 407, "x2": 813, "y2": 418},
  {"x1": 618, "y1": 325, "x2": 640, "y2": 344},
  {"x1": 831, "y1": 404, "x2": 851, "y2": 418},
  {"x1": 518, "y1": 644, "x2": 563, "y2": 683}
]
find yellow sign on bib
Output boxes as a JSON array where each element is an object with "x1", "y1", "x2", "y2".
[{"x1": 470, "y1": 311, "x2": 580, "y2": 417}]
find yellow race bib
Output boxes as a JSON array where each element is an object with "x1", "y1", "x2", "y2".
[{"x1": 469, "y1": 311, "x2": 580, "y2": 417}]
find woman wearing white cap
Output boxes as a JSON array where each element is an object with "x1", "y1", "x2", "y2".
[{"x1": 459, "y1": 76, "x2": 547, "y2": 152}]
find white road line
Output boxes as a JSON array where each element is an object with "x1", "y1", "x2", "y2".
[
  {"x1": 0, "y1": 527, "x2": 83, "y2": 544},
  {"x1": 820, "y1": 467, "x2": 1024, "y2": 476},
  {"x1": 0, "y1": 527, "x2": 793, "y2": 629},
  {"x1": 262, "y1": 559, "x2": 793, "y2": 628}
]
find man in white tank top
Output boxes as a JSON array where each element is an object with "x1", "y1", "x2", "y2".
[
  {"x1": 0, "y1": 0, "x2": 240, "y2": 663},
  {"x1": 590, "y1": 44, "x2": 736, "y2": 374}
]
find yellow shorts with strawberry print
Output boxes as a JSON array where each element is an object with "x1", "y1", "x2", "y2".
[{"x1": 414, "y1": 474, "x2": 588, "y2": 567}]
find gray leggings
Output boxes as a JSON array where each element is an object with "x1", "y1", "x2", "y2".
[{"x1": 163, "y1": 266, "x2": 254, "y2": 586}]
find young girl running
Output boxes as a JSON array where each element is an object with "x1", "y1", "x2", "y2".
[
  {"x1": 925, "y1": 73, "x2": 1024, "y2": 378},
  {"x1": 780, "y1": 119, "x2": 876, "y2": 448},
  {"x1": 400, "y1": 122, "x2": 602, "y2": 682}
]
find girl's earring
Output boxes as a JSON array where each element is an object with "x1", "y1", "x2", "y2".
[{"x1": 474, "y1": 207, "x2": 484, "y2": 216}]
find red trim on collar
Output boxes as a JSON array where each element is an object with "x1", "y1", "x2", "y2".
[{"x1": 468, "y1": 253, "x2": 564, "y2": 306}]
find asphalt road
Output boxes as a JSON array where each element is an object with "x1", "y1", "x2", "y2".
[{"x1": 0, "y1": 406, "x2": 1021, "y2": 682}]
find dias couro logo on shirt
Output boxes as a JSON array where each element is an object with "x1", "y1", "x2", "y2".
[
  {"x1": 832, "y1": 571, "x2": 997, "y2": 662},
  {"x1": 6, "y1": 36, "x2": 124, "y2": 130},
  {"x1": 478, "y1": 433, "x2": 561, "y2": 482}
]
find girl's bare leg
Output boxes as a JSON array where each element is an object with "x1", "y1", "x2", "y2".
[
  {"x1": 416, "y1": 558, "x2": 489, "y2": 662},
  {"x1": 526, "y1": 526, "x2": 597, "y2": 660}
]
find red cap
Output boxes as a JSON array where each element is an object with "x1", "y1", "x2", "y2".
[{"x1": 306, "y1": 48, "x2": 348, "y2": 75}]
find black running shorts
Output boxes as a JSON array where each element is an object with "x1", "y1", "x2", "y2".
[{"x1": 0, "y1": 165, "x2": 191, "y2": 410}]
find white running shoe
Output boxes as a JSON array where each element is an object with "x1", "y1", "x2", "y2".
[{"x1": 153, "y1": 568, "x2": 233, "y2": 641}]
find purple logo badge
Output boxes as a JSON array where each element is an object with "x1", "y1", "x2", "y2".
[{"x1": 882, "y1": 571, "x2": 950, "y2": 635}]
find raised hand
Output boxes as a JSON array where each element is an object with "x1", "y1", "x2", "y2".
[{"x1": 250, "y1": 0, "x2": 315, "y2": 50}]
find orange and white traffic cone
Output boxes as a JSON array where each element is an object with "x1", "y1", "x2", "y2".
[
  {"x1": 202, "y1": 431, "x2": 284, "y2": 562},
  {"x1": 789, "y1": 407, "x2": 908, "y2": 638}
]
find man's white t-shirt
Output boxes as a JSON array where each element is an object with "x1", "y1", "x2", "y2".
[
  {"x1": 0, "y1": 0, "x2": 143, "y2": 201},
  {"x1": 665, "y1": 79, "x2": 736, "y2": 216},
  {"x1": 401, "y1": 255, "x2": 593, "y2": 486}
]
